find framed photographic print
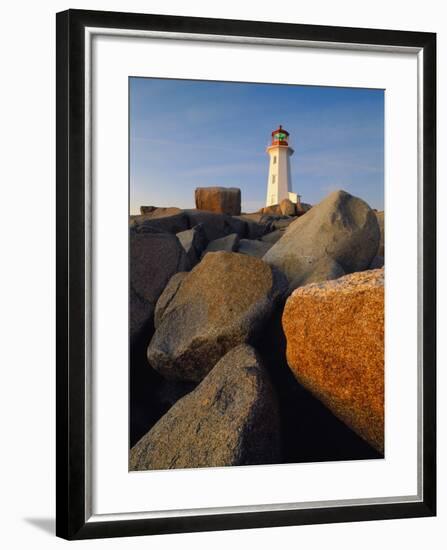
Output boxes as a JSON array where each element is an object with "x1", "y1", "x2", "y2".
[{"x1": 56, "y1": 9, "x2": 436, "y2": 540}]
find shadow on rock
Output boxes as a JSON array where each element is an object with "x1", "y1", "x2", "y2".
[
  {"x1": 130, "y1": 320, "x2": 197, "y2": 448},
  {"x1": 130, "y1": 320, "x2": 163, "y2": 448},
  {"x1": 255, "y1": 300, "x2": 382, "y2": 463}
]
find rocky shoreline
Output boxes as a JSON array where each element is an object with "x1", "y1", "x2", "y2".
[{"x1": 129, "y1": 187, "x2": 385, "y2": 469}]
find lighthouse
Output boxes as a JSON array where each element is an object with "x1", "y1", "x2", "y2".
[{"x1": 265, "y1": 125, "x2": 296, "y2": 207}]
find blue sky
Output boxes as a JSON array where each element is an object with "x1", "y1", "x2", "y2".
[{"x1": 130, "y1": 78, "x2": 384, "y2": 214}]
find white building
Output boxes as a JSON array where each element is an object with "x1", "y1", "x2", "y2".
[{"x1": 265, "y1": 125, "x2": 298, "y2": 207}]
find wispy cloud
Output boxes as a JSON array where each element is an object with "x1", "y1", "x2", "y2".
[
  {"x1": 182, "y1": 161, "x2": 264, "y2": 177},
  {"x1": 131, "y1": 136, "x2": 258, "y2": 156},
  {"x1": 296, "y1": 150, "x2": 383, "y2": 178}
]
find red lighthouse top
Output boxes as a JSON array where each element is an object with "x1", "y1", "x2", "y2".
[{"x1": 271, "y1": 125, "x2": 289, "y2": 146}]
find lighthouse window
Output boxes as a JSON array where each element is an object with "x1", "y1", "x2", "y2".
[
  {"x1": 273, "y1": 156, "x2": 277, "y2": 164},
  {"x1": 272, "y1": 175, "x2": 276, "y2": 184}
]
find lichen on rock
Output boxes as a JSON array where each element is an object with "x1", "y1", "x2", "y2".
[{"x1": 282, "y1": 268, "x2": 384, "y2": 453}]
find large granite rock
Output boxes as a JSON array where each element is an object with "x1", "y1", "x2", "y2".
[
  {"x1": 245, "y1": 221, "x2": 268, "y2": 239},
  {"x1": 280, "y1": 198, "x2": 296, "y2": 216},
  {"x1": 140, "y1": 206, "x2": 182, "y2": 218},
  {"x1": 270, "y1": 218, "x2": 295, "y2": 231},
  {"x1": 261, "y1": 229, "x2": 284, "y2": 245},
  {"x1": 148, "y1": 251, "x2": 287, "y2": 382},
  {"x1": 238, "y1": 239, "x2": 273, "y2": 258},
  {"x1": 154, "y1": 272, "x2": 188, "y2": 329},
  {"x1": 130, "y1": 345, "x2": 280, "y2": 470},
  {"x1": 195, "y1": 186, "x2": 241, "y2": 216},
  {"x1": 132, "y1": 210, "x2": 248, "y2": 241},
  {"x1": 176, "y1": 224, "x2": 208, "y2": 267},
  {"x1": 293, "y1": 257, "x2": 345, "y2": 287},
  {"x1": 235, "y1": 215, "x2": 268, "y2": 239},
  {"x1": 375, "y1": 211, "x2": 385, "y2": 257},
  {"x1": 202, "y1": 233, "x2": 239, "y2": 256},
  {"x1": 261, "y1": 204, "x2": 282, "y2": 216},
  {"x1": 131, "y1": 212, "x2": 190, "y2": 235},
  {"x1": 282, "y1": 268, "x2": 384, "y2": 453},
  {"x1": 263, "y1": 190, "x2": 380, "y2": 290},
  {"x1": 130, "y1": 228, "x2": 189, "y2": 345},
  {"x1": 130, "y1": 286, "x2": 154, "y2": 347},
  {"x1": 237, "y1": 213, "x2": 264, "y2": 224},
  {"x1": 370, "y1": 255, "x2": 384, "y2": 269},
  {"x1": 185, "y1": 210, "x2": 247, "y2": 241}
]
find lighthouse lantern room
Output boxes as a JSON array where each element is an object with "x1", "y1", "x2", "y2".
[{"x1": 265, "y1": 125, "x2": 295, "y2": 207}]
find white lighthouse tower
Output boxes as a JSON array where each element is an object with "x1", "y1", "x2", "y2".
[{"x1": 265, "y1": 125, "x2": 296, "y2": 206}]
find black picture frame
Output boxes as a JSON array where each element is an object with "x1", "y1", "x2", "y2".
[{"x1": 56, "y1": 9, "x2": 436, "y2": 540}]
